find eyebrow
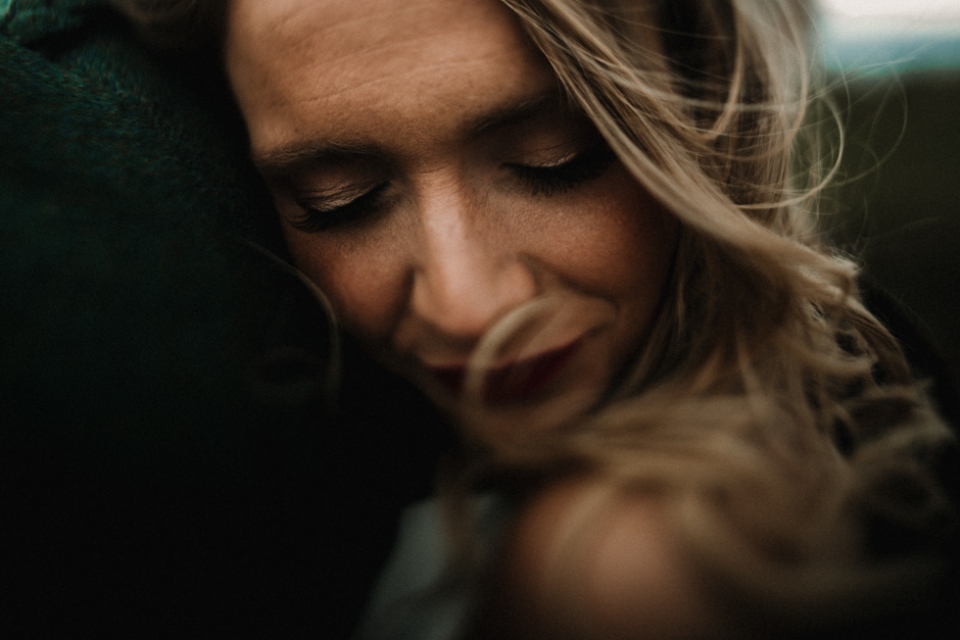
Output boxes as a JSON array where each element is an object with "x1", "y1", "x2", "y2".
[
  {"x1": 252, "y1": 140, "x2": 386, "y2": 177},
  {"x1": 468, "y1": 87, "x2": 568, "y2": 136},
  {"x1": 251, "y1": 87, "x2": 569, "y2": 175}
]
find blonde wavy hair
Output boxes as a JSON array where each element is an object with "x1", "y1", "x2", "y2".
[
  {"x1": 455, "y1": 0, "x2": 957, "y2": 630},
  {"x1": 114, "y1": 0, "x2": 956, "y2": 633}
]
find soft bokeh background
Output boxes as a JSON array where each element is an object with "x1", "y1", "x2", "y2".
[{"x1": 819, "y1": 0, "x2": 960, "y2": 380}]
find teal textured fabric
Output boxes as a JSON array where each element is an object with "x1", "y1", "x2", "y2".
[
  {"x1": 1, "y1": 1, "x2": 449, "y2": 635},
  {"x1": 1, "y1": 0, "x2": 281, "y2": 441},
  {"x1": 0, "y1": 0, "x2": 90, "y2": 44}
]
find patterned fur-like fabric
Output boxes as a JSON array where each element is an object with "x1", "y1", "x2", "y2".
[{"x1": 1, "y1": 1, "x2": 448, "y2": 635}]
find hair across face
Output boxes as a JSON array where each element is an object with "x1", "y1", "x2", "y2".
[
  {"x1": 223, "y1": 0, "x2": 680, "y2": 433},
  {"x1": 114, "y1": 0, "x2": 958, "y2": 627}
]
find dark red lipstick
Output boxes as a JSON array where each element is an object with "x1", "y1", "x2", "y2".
[{"x1": 429, "y1": 338, "x2": 583, "y2": 403}]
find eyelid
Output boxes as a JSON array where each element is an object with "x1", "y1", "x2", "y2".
[
  {"x1": 288, "y1": 181, "x2": 392, "y2": 232},
  {"x1": 296, "y1": 182, "x2": 378, "y2": 212},
  {"x1": 519, "y1": 148, "x2": 579, "y2": 169},
  {"x1": 505, "y1": 140, "x2": 616, "y2": 197},
  {"x1": 280, "y1": 155, "x2": 391, "y2": 206},
  {"x1": 503, "y1": 122, "x2": 601, "y2": 169},
  {"x1": 505, "y1": 137, "x2": 605, "y2": 172}
]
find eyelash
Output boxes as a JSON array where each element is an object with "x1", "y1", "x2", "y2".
[
  {"x1": 507, "y1": 141, "x2": 616, "y2": 197},
  {"x1": 289, "y1": 142, "x2": 616, "y2": 232},
  {"x1": 292, "y1": 182, "x2": 390, "y2": 233}
]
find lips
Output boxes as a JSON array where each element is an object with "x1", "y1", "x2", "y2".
[{"x1": 428, "y1": 338, "x2": 584, "y2": 404}]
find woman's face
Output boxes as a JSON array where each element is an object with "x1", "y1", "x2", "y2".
[{"x1": 225, "y1": 0, "x2": 678, "y2": 428}]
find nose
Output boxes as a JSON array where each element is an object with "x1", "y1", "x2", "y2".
[{"x1": 409, "y1": 187, "x2": 537, "y2": 344}]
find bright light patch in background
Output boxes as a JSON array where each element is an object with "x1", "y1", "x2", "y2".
[
  {"x1": 819, "y1": 0, "x2": 960, "y2": 72},
  {"x1": 821, "y1": 0, "x2": 960, "y2": 19}
]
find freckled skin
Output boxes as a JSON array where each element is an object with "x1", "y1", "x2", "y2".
[
  {"x1": 224, "y1": 0, "x2": 679, "y2": 421},
  {"x1": 225, "y1": 1, "x2": 721, "y2": 635}
]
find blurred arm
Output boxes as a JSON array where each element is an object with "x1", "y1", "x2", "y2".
[{"x1": 474, "y1": 477, "x2": 733, "y2": 640}]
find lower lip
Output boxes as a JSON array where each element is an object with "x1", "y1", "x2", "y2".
[{"x1": 431, "y1": 339, "x2": 584, "y2": 404}]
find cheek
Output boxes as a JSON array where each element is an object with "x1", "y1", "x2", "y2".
[
  {"x1": 281, "y1": 225, "x2": 408, "y2": 340},
  {"x1": 557, "y1": 175, "x2": 679, "y2": 376},
  {"x1": 531, "y1": 172, "x2": 678, "y2": 310},
  {"x1": 607, "y1": 186, "x2": 678, "y2": 303}
]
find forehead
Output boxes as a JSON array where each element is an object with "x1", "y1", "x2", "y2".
[{"x1": 224, "y1": 0, "x2": 556, "y2": 159}]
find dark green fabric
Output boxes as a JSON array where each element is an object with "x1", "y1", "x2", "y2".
[
  {"x1": 3, "y1": 31, "x2": 240, "y2": 449},
  {"x1": 0, "y1": 0, "x2": 90, "y2": 44},
  {"x1": 1, "y1": 1, "x2": 449, "y2": 635}
]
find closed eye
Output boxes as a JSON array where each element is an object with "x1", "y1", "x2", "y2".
[
  {"x1": 506, "y1": 141, "x2": 616, "y2": 197},
  {"x1": 291, "y1": 182, "x2": 391, "y2": 232}
]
